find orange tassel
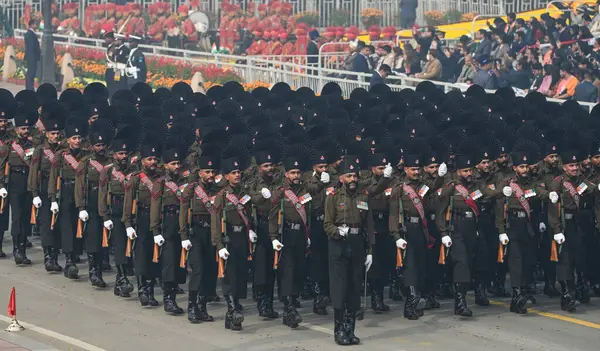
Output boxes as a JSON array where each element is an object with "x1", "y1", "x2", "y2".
[
  {"x1": 0, "y1": 197, "x2": 4, "y2": 214},
  {"x1": 217, "y1": 252, "x2": 225, "y2": 278},
  {"x1": 152, "y1": 244, "x2": 159, "y2": 263},
  {"x1": 497, "y1": 242, "x2": 504, "y2": 263},
  {"x1": 76, "y1": 219, "x2": 83, "y2": 239},
  {"x1": 179, "y1": 247, "x2": 186, "y2": 268},
  {"x1": 125, "y1": 238, "x2": 132, "y2": 257},
  {"x1": 273, "y1": 250, "x2": 279, "y2": 269},
  {"x1": 51, "y1": 213, "x2": 56, "y2": 229},
  {"x1": 30, "y1": 205, "x2": 36, "y2": 224},
  {"x1": 396, "y1": 248, "x2": 403, "y2": 267},
  {"x1": 131, "y1": 199, "x2": 137, "y2": 215},
  {"x1": 550, "y1": 241, "x2": 559, "y2": 262},
  {"x1": 101, "y1": 227, "x2": 109, "y2": 247},
  {"x1": 438, "y1": 245, "x2": 446, "y2": 265}
]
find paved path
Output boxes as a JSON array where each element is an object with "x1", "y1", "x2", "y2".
[{"x1": 0, "y1": 82, "x2": 25, "y2": 96}]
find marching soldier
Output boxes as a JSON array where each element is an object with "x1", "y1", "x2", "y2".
[
  {"x1": 548, "y1": 150, "x2": 598, "y2": 312},
  {"x1": 211, "y1": 148, "x2": 253, "y2": 331},
  {"x1": 7, "y1": 107, "x2": 37, "y2": 265},
  {"x1": 28, "y1": 102, "x2": 65, "y2": 272},
  {"x1": 126, "y1": 35, "x2": 147, "y2": 89},
  {"x1": 123, "y1": 142, "x2": 161, "y2": 307},
  {"x1": 324, "y1": 154, "x2": 374, "y2": 346},
  {"x1": 178, "y1": 149, "x2": 220, "y2": 323},
  {"x1": 269, "y1": 147, "x2": 312, "y2": 329},
  {"x1": 587, "y1": 140, "x2": 600, "y2": 295},
  {"x1": 48, "y1": 117, "x2": 90, "y2": 280},
  {"x1": 75, "y1": 120, "x2": 113, "y2": 288},
  {"x1": 248, "y1": 148, "x2": 280, "y2": 319},
  {"x1": 99, "y1": 132, "x2": 137, "y2": 297},
  {"x1": 496, "y1": 151, "x2": 547, "y2": 314},
  {"x1": 0, "y1": 92, "x2": 16, "y2": 258}
]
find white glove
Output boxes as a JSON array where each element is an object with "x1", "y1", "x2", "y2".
[
  {"x1": 338, "y1": 226, "x2": 349, "y2": 237},
  {"x1": 181, "y1": 240, "x2": 192, "y2": 250},
  {"x1": 33, "y1": 196, "x2": 42, "y2": 208},
  {"x1": 0, "y1": 188, "x2": 6, "y2": 198},
  {"x1": 553, "y1": 233, "x2": 565, "y2": 245},
  {"x1": 79, "y1": 210, "x2": 89, "y2": 222},
  {"x1": 539, "y1": 222, "x2": 547, "y2": 232},
  {"x1": 272, "y1": 239, "x2": 283, "y2": 251},
  {"x1": 396, "y1": 238, "x2": 407, "y2": 249},
  {"x1": 249, "y1": 229, "x2": 258, "y2": 243},
  {"x1": 50, "y1": 202, "x2": 59, "y2": 214},
  {"x1": 103, "y1": 220, "x2": 114, "y2": 230},
  {"x1": 365, "y1": 254, "x2": 373, "y2": 272},
  {"x1": 320, "y1": 171, "x2": 330, "y2": 184},
  {"x1": 442, "y1": 235, "x2": 453, "y2": 248},
  {"x1": 126, "y1": 227, "x2": 137, "y2": 240},
  {"x1": 499, "y1": 233, "x2": 509, "y2": 245},
  {"x1": 307, "y1": 237, "x2": 311, "y2": 248},
  {"x1": 383, "y1": 163, "x2": 393, "y2": 178},
  {"x1": 549, "y1": 191, "x2": 559, "y2": 204},
  {"x1": 438, "y1": 162, "x2": 448, "y2": 177},
  {"x1": 503, "y1": 186, "x2": 513, "y2": 197},
  {"x1": 261, "y1": 188, "x2": 272, "y2": 199},
  {"x1": 218, "y1": 248, "x2": 230, "y2": 260},
  {"x1": 153, "y1": 235, "x2": 165, "y2": 246}
]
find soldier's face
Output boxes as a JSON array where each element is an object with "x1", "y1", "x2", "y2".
[
  {"x1": 165, "y1": 161, "x2": 180, "y2": 174},
  {"x1": 93, "y1": 143, "x2": 106, "y2": 156},
  {"x1": 226, "y1": 170, "x2": 241, "y2": 185},
  {"x1": 545, "y1": 154, "x2": 558, "y2": 166},
  {"x1": 513, "y1": 164, "x2": 529, "y2": 178},
  {"x1": 68, "y1": 136, "x2": 81, "y2": 149},
  {"x1": 199, "y1": 169, "x2": 215, "y2": 183},
  {"x1": 340, "y1": 173, "x2": 358, "y2": 189},
  {"x1": 496, "y1": 155, "x2": 508, "y2": 167},
  {"x1": 424, "y1": 164, "x2": 439, "y2": 176},
  {"x1": 581, "y1": 158, "x2": 591, "y2": 170},
  {"x1": 528, "y1": 164, "x2": 539, "y2": 175},
  {"x1": 0, "y1": 119, "x2": 7, "y2": 132},
  {"x1": 114, "y1": 151, "x2": 129, "y2": 165},
  {"x1": 405, "y1": 167, "x2": 420, "y2": 180},
  {"x1": 563, "y1": 163, "x2": 578, "y2": 177},
  {"x1": 456, "y1": 168, "x2": 473, "y2": 182},
  {"x1": 46, "y1": 131, "x2": 60, "y2": 144},
  {"x1": 285, "y1": 170, "x2": 301, "y2": 184},
  {"x1": 15, "y1": 126, "x2": 29, "y2": 138},
  {"x1": 259, "y1": 163, "x2": 274, "y2": 177},
  {"x1": 313, "y1": 164, "x2": 327, "y2": 175},
  {"x1": 372, "y1": 165, "x2": 385, "y2": 176},
  {"x1": 592, "y1": 155, "x2": 600, "y2": 167},
  {"x1": 142, "y1": 157, "x2": 158, "y2": 171},
  {"x1": 477, "y1": 159, "x2": 490, "y2": 173}
]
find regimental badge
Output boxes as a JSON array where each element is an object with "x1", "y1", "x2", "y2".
[
  {"x1": 357, "y1": 201, "x2": 368, "y2": 210},
  {"x1": 488, "y1": 184, "x2": 496, "y2": 190},
  {"x1": 470, "y1": 190, "x2": 483, "y2": 200},
  {"x1": 240, "y1": 194, "x2": 251, "y2": 205},
  {"x1": 418, "y1": 185, "x2": 429, "y2": 198},
  {"x1": 576, "y1": 182, "x2": 588, "y2": 195}
]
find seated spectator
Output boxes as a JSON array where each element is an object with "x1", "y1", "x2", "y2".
[
  {"x1": 491, "y1": 35, "x2": 510, "y2": 63},
  {"x1": 574, "y1": 71, "x2": 597, "y2": 102},
  {"x1": 398, "y1": 53, "x2": 421, "y2": 76},
  {"x1": 529, "y1": 63, "x2": 544, "y2": 91},
  {"x1": 351, "y1": 43, "x2": 373, "y2": 80},
  {"x1": 415, "y1": 50, "x2": 442, "y2": 81},
  {"x1": 370, "y1": 64, "x2": 391, "y2": 89},
  {"x1": 537, "y1": 64, "x2": 560, "y2": 97},
  {"x1": 553, "y1": 63, "x2": 579, "y2": 99},
  {"x1": 510, "y1": 31, "x2": 526, "y2": 56},
  {"x1": 498, "y1": 59, "x2": 532, "y2": 90},
  {"x1": 457, "y1": 54, "x2": 476, "y2": 83},
  {"x1": 392, "y1": 46, "x2": 404, "y2": 70},
  {"x1": 473, "y1": 54, "x2": 499, "y2": 90},
  {"x1": 475, "y1": 29, "x2": 493, "y2": 57},
  {"x1": 376, "y1": 45, "x2": 395, "y2": 70}
]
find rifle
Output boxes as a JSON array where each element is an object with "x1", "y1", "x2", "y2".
[
  {"x1": 550, "y1": 194, "x2": 564, "y2": 262},
  {"x1": 0, "y1": 163, "x2": 8, "y2": 213},
  {"x1": 396, "y1": 188, "x2": 406, "y2": 267},
  {"x1": 102, "y1": 170, "x2": 112, "y2": 247},
  {"x1": 439, "y1": 189, "x2": 454, "y2": 265},
  {"x1": 217, "y1": 198, "x2": 228, "y2": 277},
  {"x1": 498, "y1": 195, "x2": 509, "y2": 263},
  {"x1": 126, "y1": 181, "x2": 139, "y2": 258},
  {"x1": 51, "y1": 166, "x2": 63, "y2": 230},
  {"x1": 273, "y1": 197, "x2": 284, "y2": 270},
  {"x1": 179, "y1": 207, "x2": 192, "y2": 268}
]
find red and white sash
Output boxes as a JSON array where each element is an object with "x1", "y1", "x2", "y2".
[
  {"x1": 111, "y1": 167, "x2": 128, "y2": 186},
  {"x1": 509, "y1": 181, "x2": 531, "y2": 219},
  {"x1": 11, "y1": 141, "x2": 31, "y2": 165},
  {"x1": 455, "y1": 184, "x2": 480, "y2": 216},
  {"x1": 283, "y1": 189, "x2": 309, "y2": 239},
  {"x1": 402, "y1": 184, "x2": 434, "y2": 247},
  {"x1": 194, "y1": 184, "x2": 215, "y2": 213},
  {"x1": 63, "y1": 153, "x2": 80, "y2": 171},
  {"x1": 139, "y1": 173, "x2": 154, "y2": 192},
  {"x1": 164, "y1": 180, "x2": 183, "y2": 202},
  {"x1": 43, "y1": 148, "x2": 55, "y2": 164},
  {"x1": 89, "y1": 159, "x2": 107, "y2": 173},
  {"x1": 225, "y1": 193, "x2": 250, "y2": 229},
  {"x1": 561, "y1": 180, "x2": 580, "y2": 208}
]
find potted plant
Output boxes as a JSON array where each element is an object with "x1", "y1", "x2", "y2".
[
  {"x1": 424, "y1": 10, "x2": 444, "y2": 26},
  {"x1": 360, "y1": 8, "x2": 383, "y2": 28}
]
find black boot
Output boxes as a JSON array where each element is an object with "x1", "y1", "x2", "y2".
[
  {"x1": 163, "y1": 284, "x2": 184, "y2": 315},
  {"x1": 404, "y1": 295, "x2": 419, "y2": 320},
  {"x1": 114, "y1": 265, "x2": 134, "y2": 297},
  {"x1": 474, "y1": 281, "x2": 490, "y2": 306},
  {"x1": 453, "y1": 283, "x2": 473, "y2": 317},
  {"x1": 19, "y1": 243, "x2": 31, "y2": 265},
  {"x1": 424, "y1": 291, "x2": 440, "y2": 309},
  {"x1": 575, "y1": 273, "x2": 591, "y2": 304},
  {"x1": 313, "y1": 282, "x2": 329, "y2": 315},
  {"x1": 0, "y1": 247, "x2": 5, "y2": 258},
  {"x1": 146, "y1": 279, "x2": 159, "y2": 307},
  {"x1": 333, "y1": 309, "x2": 351, "y2": 345},
  {"x1": 389, "y1": 270, "x2": 404, "y2": 301},
  {"x1": 489, "y1": 276, "x2": 510, "y2": 297},
  {"x1": 231, "y1": 297, "x2": 244, "y2": 330},
  {"x1": 51, "y1": 249, "x2": 62, "y2": 272},
  {"x1": 370, "y1": 282, "x2": 390, "y2": 313},
  {"x1": 510, "y1": 287, "x2": 531, "y2": 314},
  {"x1": 64, "y1": 254, "x2": 79, "y2": 279},
  {"x1": 560, "y1": 284, "x2": 577, "y2": 313},
  {"x1": 262, "y1": 290, "x2": 279, "y2": 319},
  {"x1": 344, "y1": 310, "x2": 360, "y2": 345},
  {"x1": 282, "y1": 296, "x2": 302, "y2": 328},
  {"x1": 137, "y1": 277, "x2": 149, "y2": 306},
  {"x1": 256, "y1": 290, "x2": 266, "y2": 316},
  {"x1": 187, "y1": 291, "x2": 201, "y2": 323},
  {"x1": 407, "y1": 286, "x2": 426, "y2": 317},
  {"x1": 101, "y1": 249, "x2": 112, "y2": 271},
  {"x1": 224, "y1": 295, "x2": 242, "y2": 330},
  {"x1": 301, "y1": 278, "x2": 312, "y2": 300},
  {"x1": 88, "y1": 254, "x2": 102, "y2": 287},
  {"x1": 544, "y1": 279, "x2": 561, "y2": 297},
  {"x1": 44, "y1": 247, "x2": 54, "y2": 272},
  {"x1": 197, "y1": 295, "x2": 214, "y2": 321},
  {"x1": 592, "y1": 283, "x2": 600, "y2": 297}
]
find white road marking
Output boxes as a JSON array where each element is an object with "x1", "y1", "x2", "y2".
[{"x1": 0, "y1": 315, "x2": 107, "y2": 351}]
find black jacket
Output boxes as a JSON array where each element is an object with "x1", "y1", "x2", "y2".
[{"x1": 24, "y1": 29, "x2": 40, "y2": 65}]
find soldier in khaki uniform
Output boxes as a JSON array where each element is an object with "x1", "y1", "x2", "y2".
[
  {"x1": 0, "y1": 93, "x2": 14, "y2": 258},
  {"x1": 211, "y1": 148, "x2": 253, "y2": 331},
  {"x1": 99, "y1": 134, "x2": 137, "y2": 297},
  {"x1": 179, "y1": 149, "x2": 220, "y2": 323},
  {"x1": 150, "y1": 148, "x2": 189, "y2": 315},
  {"x1": 48, "y1": 118, "x2": 91, "y2": 280},
  {"x1": 323, "y1": 155, "x2": 374, "y2": 346},
  {"x1": 122, "y1": 143, "x2": 161, "y2": 307},
  {"x1": 247, "y1": 149, "x2": 281, "y2": 319},
  {"x1": 28, "y1": 102, "x2": 65, "y2": 273},
  {"x1": 75, "y1": 120, "x2": 113, "y2": 288}
]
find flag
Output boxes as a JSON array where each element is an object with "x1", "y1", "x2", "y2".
[{"x1": 7, "y1": 287, "x2": 16, "y2": 318}]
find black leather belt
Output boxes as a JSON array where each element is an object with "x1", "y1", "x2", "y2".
[
  {"x1": 10, "y1": 166, "x2": 28, "y2": 174},
  {"x1": 164, "y1": 204, "x2": 179, "y2": 215},
  {"x1": 285, "y1": 221, "x2": 304, "y2": 231}
]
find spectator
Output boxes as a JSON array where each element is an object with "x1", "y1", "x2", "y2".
[
  {"x1": 307, "y1": 29, "x2": 320, "y2": 73},
  {"x1": 400, "y1": 0, "x2": 418, "y2": 29},
  {"x1": 377, "y1": 45, "x2": 395, "y2": 70},
  {"x1": 392, "y1": 46, "x2": 404, "y2": 70},
  {"x1": 510, "y1": 31, "x2": 525, "y2": 56},
  {"x1": 457, "y1": 54, "x2": 476, "y2": 83},
  {"x1": 574, "y1": 71, "x2": 597, "y2": 102},
  {"x1": 475, "y1": 29, "x2": 492, "y2": 57},
  {"x1": 415, "y1": 50, "x2": 442, "y2": 81},
  {"x1": 399, "y1": 49, "x2": 421, "y2": 75},
  {"x1": 343, "y1": 41, "x2": 359, "y2": 72},
  {"x1": 351, "y1": 43, "x2": 372, "y2": 79},
  {"x1": 491, "y1": 35, "x2": 510, "y2": 62},
  {"x1": 24, "y1": 19, "x2": 40, "y2": 91},
  {"x1": 553, "y1": 63, "x2": 579, "y2": 99},
  {"x1": 414, "y1": 26, "x2": 435, "y2": 62},
  {"x1": 537, "y1": 64, "x2": 561, "y2": 97},
  {"x1": 459, "y1": 35, "x2": 475, "y2": 55},
  {"x1": 555, "y1": 18, "x2": 572, "y2": 43},
  {"x1": 498, "y1": 59, "x2": 532, "y2": 90},
  {"x1": 367, "y1": 45, "x2": 377, "y2": 68},
  {"x1": 473, "y1": 55, "x2": 499, "y2": 89},
  {"x1": 370, "y1": 64, "x2": 391, "y2": 89},
  {"x1": 440, "y1": 46, "x2": 460, "y2": 82},
  {"x1": 506, "y1": 13, "x2": 517, "y2": 36},
  {"x1": 529, "y1": 63, "x2": 544, "y2": 91},
  {"x1": 488, "y1": 17, "x2": 507, "y2": 36}
]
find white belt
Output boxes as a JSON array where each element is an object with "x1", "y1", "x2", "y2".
[
  {"x1": 564, "y1": 213, "x2": 574, "y2": 220},
  {"x1": 232, "y1": 226, "x2": 244, "y2": 232},
  {"x1": 409, "y1": 217, "x2": 420, "y2": 223}
]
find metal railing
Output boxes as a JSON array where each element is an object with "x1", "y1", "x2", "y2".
[{"x1": 9, "y1": 28, "x2": 597, "y2": 111}]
